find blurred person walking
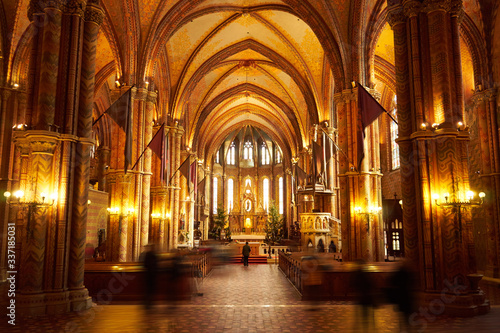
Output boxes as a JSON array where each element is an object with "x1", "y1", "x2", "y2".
[
  {"x1": 352, "y1": 259, "x2": 376, "y2": 331},
  {"x1": 141, "y1": 244, "x2": 158, "y2": 309}
]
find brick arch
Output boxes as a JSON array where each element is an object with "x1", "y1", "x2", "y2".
[
  {"x1": 197, "y1": 103, "x2": 298, "y2": 155},
  {"x1": 141, "y1": 0, "x2": 346, "y2": 93},
  {"x1": 9, "y1": 25, "x2": 32, "y2": 88},
  {"x1": 192, "y1": 83, "x2": 304, "y2": 147},
  {"x1": 460, "y1": 14, "x2": 490, "y2": 90},
  {"x1": 174, "y1": 39, "x2": 317, "y2": 122},
  {"x1": 204, "y1": 120, "x2": 294, "y2": 172},
  {"x1": 364, "y1": 0, "x2": 388, "y2": 86}
]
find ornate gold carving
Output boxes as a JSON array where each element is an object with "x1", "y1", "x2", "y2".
[{"x1": 30, "y1": 140, "x2": 58, "y2": 154}]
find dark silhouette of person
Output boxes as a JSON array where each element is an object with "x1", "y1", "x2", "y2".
[
  {"x1": 141, "y1": 244, "x2": 158, "y2": 309},
  {"x1": 390, "y1": 260, "x2": 416, "y2": 332},
  {"x1": 329, "y1": 241, "x2": 337, "y2": 253},
  {"x1": 351, "y1": 259, "x2": 376, "y2": 331},
  {"x1": 242, "y1": 242, "x2": 251, "y2": 266}
]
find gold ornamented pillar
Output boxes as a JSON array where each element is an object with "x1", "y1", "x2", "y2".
[{"x1": 387, "y1": 0, "x2": 489, "y2": 316}]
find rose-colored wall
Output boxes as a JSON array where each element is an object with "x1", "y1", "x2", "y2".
[{"x1": 86, "y1": 189, "x2": 109, "y2": 248}]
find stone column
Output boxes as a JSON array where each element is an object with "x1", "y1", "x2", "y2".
[
  {"x1": 0, "y1": 89, "x2": 13, "y2": 283},
  {"x1": 172, "y1": 127, "x2": 184, "y2": 248},
  {"x1": 467, "y1": 89, "x2": 500, "y2": 278},
  {"x1": 167, "y1": 127, "x2": 175, "y2": 249},
  {"x1": 68, "y1": 1, "x2": 103, "y2": 312},
  {"x1": 16, "y1": 132, "x2": 59, "y2": 316},
  {"x1": 140, "y1": 92, "x2": 157, "y2": 252},
  {"x1": 30, "y1": 2, "x2": 62, "y2": 131},
  {"x1": 387, "y1": 0, "x2": 489, "y2": 316},
  {"x1": 132, "y1": 88, "x2": 147, "y2": 261},
  {"x1": 336, "y1": 87, "x2": 384, "y2": 263},
  {"x1": 97, "y1": 146, "x2": 111, "y2": 191}
]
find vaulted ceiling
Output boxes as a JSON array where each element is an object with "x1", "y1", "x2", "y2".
[{"x1": 0, "y1": 0, "x2": 496, "y2": 164}]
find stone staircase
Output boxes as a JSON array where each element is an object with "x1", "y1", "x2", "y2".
[{"x1": 228, "y1": 255, "x2": 269, "y2": 264}]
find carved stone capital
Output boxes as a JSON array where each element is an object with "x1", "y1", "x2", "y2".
[
  {"x1": 449, "y1": 0, "x2": 464, "y2": 17},
  {"x1": 422, "y1": 0, "x2": 451, "y2": 13},
  {"x1": 84, "y1": 3, "x2": 104, "y2": 25},
  {"x1": 146, "y1": 91, "x2": 158, "y2": 104},
  {"x1": 62, "y1": 0, "x2": 86, "y2": 16},
  {"x1": 387, "y1": 5, "x2": 407, "y2": 27},
  {"x1": 403, "y1": 1, "x2": 422, "y2": 17},
  {"x1": 134, "y1": 88, "x2": 148, "y2": 101},
  {"x1": 28, "y1": 0, "x2": 45, "y2": 20},
  {"x1": 333, "y1": 92, "x2": 345, "y2": 107}
]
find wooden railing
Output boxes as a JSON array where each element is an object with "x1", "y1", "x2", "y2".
[
  {"x1": 278, "y1": 251, "x2": 302, "y2": 294},
  {"x1": 189, "y1": 252, "x2": 213, "y2": 278}
]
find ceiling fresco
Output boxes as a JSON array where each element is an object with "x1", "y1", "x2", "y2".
[{"x1": 0, "y1": 0, "x2": 492, "y2": 162}]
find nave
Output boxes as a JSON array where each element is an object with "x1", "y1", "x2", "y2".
[{"x1": 2, "y1": 264, "x2": 499, "y2": 333}]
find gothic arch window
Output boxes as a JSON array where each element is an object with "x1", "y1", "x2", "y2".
[
  {"x1": 215, "y1": 150, "x2": 220, "y2": 164},
  {"x1": 275, "y1": 148, "x2": 282, "y2": 164},
  {"x1": 243, "y1": 140, "x2": 253, "y2": 161},
  {"x1": 228, "y1": 142, "x2": 236, "y2": 165},
  {"x1": 245, "y1": 178, "x2": 251, "y2": 187},
  {"x1": 391, "y1": 95, "x2": 400, "y2": 170},
  {"x1": 392, "y1": 232, "x2": 400, "y2": 251},
  {"x1": 227, "y1": 178, "x2": 234, "y2": 212},
  {"x1": 263, "y1": 178, "x2": 269, "y2": 212},
  {"x1": 261, "y1": 143, "x2": 270, "y2": 165},
  {"x1": 213, "y1": 177, "x2": 218, "y2": 214},
  {"x1": 278, "y1": 176, "x2": 284, "y2": 214}
]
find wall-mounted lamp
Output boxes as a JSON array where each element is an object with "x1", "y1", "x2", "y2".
[
  {"x1": 13, "y1": 83, "x2": 19, "y2": 89},
  {"x1": 4, "y1": 190, "x2": 57, "y2": 236},
  {"x1": 107, "y1": 207, "x2": 134, "y2": 216},
  {"x1": 354, "y1": 206, "x2": 382, "y2": 232},
  {"x1": 107, "y1": 207, "x2": 120, "y2": 215},
  {"x1": 12, "y1": 124, "x2": 28, "y2": 131},
  {"x1": 433, "y1": 191, "x2": 485, "y2": 242}
]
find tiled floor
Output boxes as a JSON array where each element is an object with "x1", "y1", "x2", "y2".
[{"x1": 2, "y1": 264, "x2": 500, "y2": 332}]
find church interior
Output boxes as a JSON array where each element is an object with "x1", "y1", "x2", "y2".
[{"x1": 1, "y1": 0, "x2": 500, "y2": 331}]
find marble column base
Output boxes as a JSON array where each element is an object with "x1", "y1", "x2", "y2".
[
  {"x1": 17, "y1": 293, "x2": 46, "y2": 317},
  {"x1": 69, "y1": 288, "x2": 92, "y2": 312},
  {"x1": 45, "y1": 290, "x2": 71, "y2": 314},
  {"x1": 418, "y1": 291, "x2": 490, "y2": 317}
]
